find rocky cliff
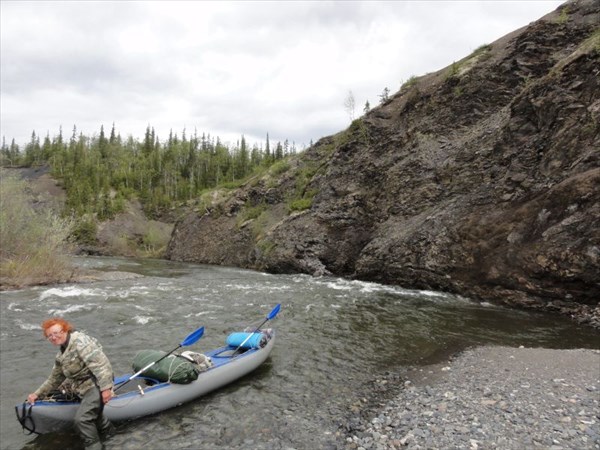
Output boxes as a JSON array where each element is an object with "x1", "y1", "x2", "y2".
[{"x1": 166, "y1": 0, "x2": 599, "y2": 324}]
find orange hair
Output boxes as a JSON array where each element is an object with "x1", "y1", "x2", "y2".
[{"x1": 41, "y1": 318, "x2": 74, "y2": 336}]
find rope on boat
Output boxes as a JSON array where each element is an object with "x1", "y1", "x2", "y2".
[
  {"x1": 15, "y1": 402, "x2": 36, "y2": 434},
  {"x1": 107, "y1": 393, "x2": 141, "y2": 408},
  {"x1": 165, "y1": 355, "x2": 193, "y2": 383}
]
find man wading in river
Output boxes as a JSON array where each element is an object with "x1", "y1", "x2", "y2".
[{"x1": 27, "y1": 318, "x2": 115, "y2": 449}]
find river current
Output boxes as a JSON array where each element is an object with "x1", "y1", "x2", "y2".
[{"x1": 1, "y1": 256, "x2": 598, "y2": 450}]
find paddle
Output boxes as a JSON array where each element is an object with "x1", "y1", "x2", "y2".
[
  {"x1": 114, "y1": 326, "x2": 204, "y2": 393},
  {"x1": 232, "y1": 304, "x2": 281, "y2": 356}
]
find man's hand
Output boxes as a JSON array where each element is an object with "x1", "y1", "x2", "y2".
[
  {"x1": 27, "y1": 393, "x2": 38, "y2": 404},
  {"x1": 101, "y1": 388, "x2": 113, "y2": 404}
]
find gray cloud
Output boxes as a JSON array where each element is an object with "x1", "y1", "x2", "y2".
[{"x1": 1, "y1": 1, "x2": 563, "y2": 148}]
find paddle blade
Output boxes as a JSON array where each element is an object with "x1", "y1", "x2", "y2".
[
  {"x1": 181, "y1": 326, "x2": 204, "y2": 347},
  {"x1": 267, "y1": 304, "x2": 281, "y2": 320}
]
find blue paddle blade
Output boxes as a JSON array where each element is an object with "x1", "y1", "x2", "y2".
[
  {"x1": 181, "y1": 326, "x2": 204, "y2": 347},
  {"x1": 267, "y1": 304, "x2": 281, "y2": 320}
]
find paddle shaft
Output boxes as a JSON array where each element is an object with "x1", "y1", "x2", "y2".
[
  {"x1": 114, "y1": 326, "x2": 204, "y2": 393},
  {"x1": 235, "y1": 319, "x2": 269, "y2": 350},
  {"x1": 132, "y1": 346, "x2": 181, "y2": 378},
  {"x1": 232, "y1": 304, "x2": 280, "y2": 356},
  {"x1": 114, "y1": 346, "x2": 182, "y2": 392}
]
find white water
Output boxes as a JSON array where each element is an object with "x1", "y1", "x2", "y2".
[{"x1": 1, "y1": 256, "x2": 597, "y2": 450}]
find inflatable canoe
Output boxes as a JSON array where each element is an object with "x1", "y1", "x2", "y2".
[{"x1": 16, "y1": 328, "x2": 276, "y2": 435}]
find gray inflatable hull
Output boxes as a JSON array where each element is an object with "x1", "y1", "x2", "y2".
[{"x1": 17, "y1": 333, "x2": 275, "y2": 434}]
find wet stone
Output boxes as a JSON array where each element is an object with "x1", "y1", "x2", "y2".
[{"x1": 337, "y1": 347, "x2": 600, "y2": 450}]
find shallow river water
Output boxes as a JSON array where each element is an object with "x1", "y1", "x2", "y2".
[{"x1": 1, "y1": 256, "x2": 598, "y2": 450}]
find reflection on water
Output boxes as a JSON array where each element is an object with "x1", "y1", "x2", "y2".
[{"x1": 1, "y1": 256, "x2": 598, "y2": 450}]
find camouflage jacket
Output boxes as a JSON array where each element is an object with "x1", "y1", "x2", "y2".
[{"x1": 34, "y1": 331, "x2": 114, "y2": 398}]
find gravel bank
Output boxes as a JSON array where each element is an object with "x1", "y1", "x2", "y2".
[{"x1": 341, "y1": 347, "x2": 600, "y2": 450}]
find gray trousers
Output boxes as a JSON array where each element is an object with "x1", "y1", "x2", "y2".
[{"x1": 73, "y1": 386, "x2": 115, "y2": 450}]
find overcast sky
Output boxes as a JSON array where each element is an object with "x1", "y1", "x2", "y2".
[{"x1": 1, "y1": 1, "x2": 563, "y2": 150}]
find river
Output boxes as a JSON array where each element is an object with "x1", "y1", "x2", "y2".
[{"x1": 1, "y1": 256, "x2": 598, "y2": 450}]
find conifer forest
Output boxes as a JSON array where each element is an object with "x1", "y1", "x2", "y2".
[{"x1": 0, "y1": 125, "x2": 297, "y2": 219}]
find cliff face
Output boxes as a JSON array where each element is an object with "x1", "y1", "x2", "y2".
[{"x1": 166, "y1": 0, "x2": 599, "y2": 322}]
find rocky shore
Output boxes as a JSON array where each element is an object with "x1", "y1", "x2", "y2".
[{"x1": 341, "y1": 346, "x2": 600, "y2": 450}]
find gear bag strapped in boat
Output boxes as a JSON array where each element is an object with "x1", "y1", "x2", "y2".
[
  {"x1": 226, "y1": 332, "x2": 267, "y2": 349},
  {"x1": 132, "y1": 350, "x2": 200, "y2": 384}
]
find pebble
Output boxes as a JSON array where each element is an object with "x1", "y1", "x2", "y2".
[{"x1": 338, "y1": 347, "x2": 600, "y2": 449}]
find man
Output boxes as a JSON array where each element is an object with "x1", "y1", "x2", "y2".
[{"x1": 27, "y1": 318, "x2": 115, "y2": 449}]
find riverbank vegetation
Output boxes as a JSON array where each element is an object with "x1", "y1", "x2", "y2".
[{"x1": 0, "y1": 170, "x2": 74, "y2": 289}]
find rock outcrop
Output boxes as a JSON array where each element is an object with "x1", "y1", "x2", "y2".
[{"x1": 166, "y1": 0, "x2": 599, "y2": 324}]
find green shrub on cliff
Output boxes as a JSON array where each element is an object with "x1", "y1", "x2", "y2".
[
  {"x1": 0, "y1": 170, "x2": 74, "y2": 287},
  {"x1": 141, "y1": 225, "x2": 171, "y2": 258},
  {"x1": 289, "y1": 197, "x2": 312, "y2": 212},
  {"x1": 238, "y1": 203, "x2": 267, "y2": 227},
  {"x1": 71, "y1": 216, "x2": 98, "y2": 246}
]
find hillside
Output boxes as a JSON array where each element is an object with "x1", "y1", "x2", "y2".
[
  {"x1": 5, "y1": 166, "x2": 173, "y2": 260},
  {"x1": 166, "y1": 0, "x2": 599, "y2": 324}
]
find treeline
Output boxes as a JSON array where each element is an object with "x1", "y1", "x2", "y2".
[{"x1": 0, "y1": 125, "x2": 298, "y2": 218}]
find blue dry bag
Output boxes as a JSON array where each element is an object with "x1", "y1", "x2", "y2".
[{"x1": 226, "y1": 332, "x2": 265, "y2": 349}]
